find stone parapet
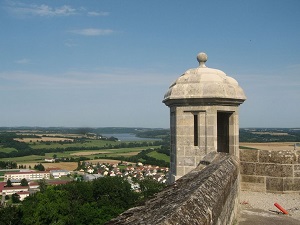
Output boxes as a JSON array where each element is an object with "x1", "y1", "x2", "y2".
[
  {"x1": 240, "y1": 149, "x2": 300, "y2": 193},
  {"x1": 106, "y1": 153, "x2": 239, "y2": 225}
]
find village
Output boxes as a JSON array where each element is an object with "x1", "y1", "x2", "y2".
[{"x1": 0, "y1": 159, "x2": 168, "y2": 204}]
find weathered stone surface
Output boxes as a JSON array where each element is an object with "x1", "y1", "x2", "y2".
[
  {"x1": 256, "y1": 164, "x2": 293, "y2": 177},
  {"x1": 294, "y1": 172, "x2": 300, "y2": 177},
  {"x1": 240, "y1": 162, "x2": 256, "y2": 175},
  {"x1": 241, "y1": 182, "x2": 266, "y2": 192},
  {"x1": 106, "y1": 153, "x2": 239, "y2": 225},
  {"x1": 283, "y1": 178, "x2": 300, "y2": 191},
  {"x1": 240, "y1": 175, "x2": 266, "y2": 192},
  {"x1": 259, "y1": 150, "x2": 297, "y2": 164},
  {"x1": 241, "y1": 175, "x2": 265, "y2": 183},
  {"x1": 241, "y1": 149, "x2": 300, "y2": 193},
  {"x1": 266, "y1": 177, "x2": 283, "y2": 192},
  {"x1": 240, "y1": 149, "x2": 258, "y2": 162},
  {"x1": 294, "y1": 165, "x2": 300, "y2": 171}
]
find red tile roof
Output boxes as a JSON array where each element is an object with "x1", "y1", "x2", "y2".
[{"x1": 3, "y1": 186, "x2": 29, "y2": 190}]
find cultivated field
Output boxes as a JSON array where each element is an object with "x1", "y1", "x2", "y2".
[
  {"x1": 240, "y1": 142, "x2": 298, "y2": 151},
  {"x1": 22, "y1": 162, "x2": 78, "y2": 171}
]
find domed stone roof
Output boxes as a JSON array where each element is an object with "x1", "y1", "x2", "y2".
[{"x1": 163, "y1": 52, "x2": 246, "y2": 106}]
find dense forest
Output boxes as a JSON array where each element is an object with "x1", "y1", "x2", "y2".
[{"x1": 0, "y1": 176, "x2": 166, "y2": 225}]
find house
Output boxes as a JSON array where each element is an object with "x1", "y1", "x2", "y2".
[
  {"x1": 50, "y1": 170, "x2": 70, "y2": 179},
  {"x1": 1, "y1": 186, "x2": 29, "y2": 195},
  {"x1": 29, "y1": 181, "x2": 39, "y2": 190},
  {"x1": 16, "y1": 191, "x2": 30, "y2": 201},
  {"x1": 44, "y1": 158, "x2": 55, "y2": 163},
  {"x1": 83, "y1": 174, "x2": 103, "y2": 181},
  {"x1": 4, "y1": 171, "x2": 50, "y2": 182},
  {"x1": 87, "y1": 167, "x2": 94, "y2": 174}
]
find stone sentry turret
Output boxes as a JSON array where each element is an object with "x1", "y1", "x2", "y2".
[{"x1": 163, "y1": 52, "x2": 246, "y2": 183}]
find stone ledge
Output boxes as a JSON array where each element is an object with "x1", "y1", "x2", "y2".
[{"x1": 106, "y1": 153, "x2": 239, "y2": 225}]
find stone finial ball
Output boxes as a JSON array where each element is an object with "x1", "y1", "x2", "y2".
[{"x1": 197, "y1": 52, "x2": 208, "y2": 63}]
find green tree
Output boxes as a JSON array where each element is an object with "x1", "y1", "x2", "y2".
[
  {"x1": 138, "y1": 177, "x2": 166, "y2": 199},
  {"x1": 38, "y1": 179, "x2": 48, "y2": 193},
  {"x1": 20, "y1": 178, "x2": 29, "y2": 186},
  {"x1": 34, "y1": 163, "x2": 45, "y2": 171},
  {"x1": 6, "y1": 179, "x2": 13, "y2": 187},
  {"x1": 0, "y1": 205, "x2": 22, "y2": 225},
  {"x1": 92, "y1": 176, "x2": 139, "y2": 209},
  {"x1": 11, "y1": 193, "x2": 20, "y2": 203},
  {"x1": 21, "y1": 187, "x2": 71, "y2": 225}
]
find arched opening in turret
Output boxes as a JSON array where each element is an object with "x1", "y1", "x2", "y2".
[{"x1": 217, "y1": 112, "x2": 232, "y2": 153}]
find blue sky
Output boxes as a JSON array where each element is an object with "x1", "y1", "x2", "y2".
[{"x1": 0, "y1": 0, "x2": 299, "y2": 128}]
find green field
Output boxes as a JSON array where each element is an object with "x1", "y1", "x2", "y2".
[
  {"x1": 29, "y1": 139, "x2": 134, "y2": 149},
  {"x1": 0, "y1": 147, "x2": 17, "y2": 153},
  {"x1": 42, "y1": 146, "x2": 160, "y2": 159},
  {"x1": 1, "y1": 155, "x2": 44, "y2": 163},
  {"x1": 1, "y1": 145, "x2": 163, "y2": 166},
  {"x1": 147, "y1": 151, "x2": 170, "y2": 162}
]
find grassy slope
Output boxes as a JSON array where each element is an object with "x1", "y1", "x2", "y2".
[{"x1": 147, "y1": 151, "x2": 170, "y2": 162}]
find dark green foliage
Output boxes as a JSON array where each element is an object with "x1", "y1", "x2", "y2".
[
  {"x1": 2, "y1": 177, "x2": 146, "y2": 225},
  {"x1": 21, "y1": 187, "x2": 71, "y2": 225},
  {"x1": 0, "y1": 161, "x2": 17, "y2": 169},
  {"x1": 20, "y1": 178, "x2": 29, "y2": 186},
  {"x1": 239, "y1": 128, "x2": 300, "y2": 142},
  {"x1": 11, "y1": 193, "x2": 20, "y2": 203},
  {"x1": 138, "y1": 177, "x2": 166, "y2": 199},
  {"x1": 34, "y1": 163, "x2": 45, "y2": 171},
  {"x1": 37, "y1": 179, "x2": 47, "y2": 193},
  {"x1": 157, "y1": 145, "x2": 170, "y2": 156},
  {"x1": 0, "y1": 206, "x2": 22, "y2": 225},
  {"x1": 92, "y1": 176, "x2": 139, "y2": 209},
  {"x1": 6, "y1": 179, "x2": 13, "y2": 187},
  {"x1": 136, "y1": 129, "x2": 169, "y2": 139}
]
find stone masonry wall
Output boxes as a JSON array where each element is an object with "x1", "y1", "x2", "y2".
[
  {"x1": 106, "y1": 153, "x2": 240, "y2": 225},
  {"x1": 240, "y1": 149, "x2": 300, "y2": 193}
]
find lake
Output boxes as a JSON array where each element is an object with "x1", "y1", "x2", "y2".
[{"x1": 102, "y1": 133, "x2": 160, "y2": 141}]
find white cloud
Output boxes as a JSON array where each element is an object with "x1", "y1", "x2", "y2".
[
  {"x1": 6, "y1": 2, "x2": 76, "y2": 17},
  {"x1": 88, "y1": 11, "x2": 109, "y2": 16},
  {"x1": 5, "y1": 1, "x2": 110, "y2": 17},
  {"x1": 69, "y1": 28, "x2": 114, "y2": 36},
  {"x1": 15, "y1": 58, "x2": 30, "y2": 64}
]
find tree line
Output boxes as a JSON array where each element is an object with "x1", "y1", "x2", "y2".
[
  {"x1": 239, "y1": 128, "x2": 300, "y2": 142},
  {"x1": 0, "y1": 176, "x2": 166, "y2": 225},
  {"x1": 0, "y1": 161, "x2": 17, "y2": 169}
]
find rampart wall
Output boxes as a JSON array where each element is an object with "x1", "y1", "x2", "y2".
[
  {"x1": 240, "y1": 149, "x2": 300, "y2": 193},
  {"x1": 107, "y1": 152, "x2": 240, "y2": 225}
]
